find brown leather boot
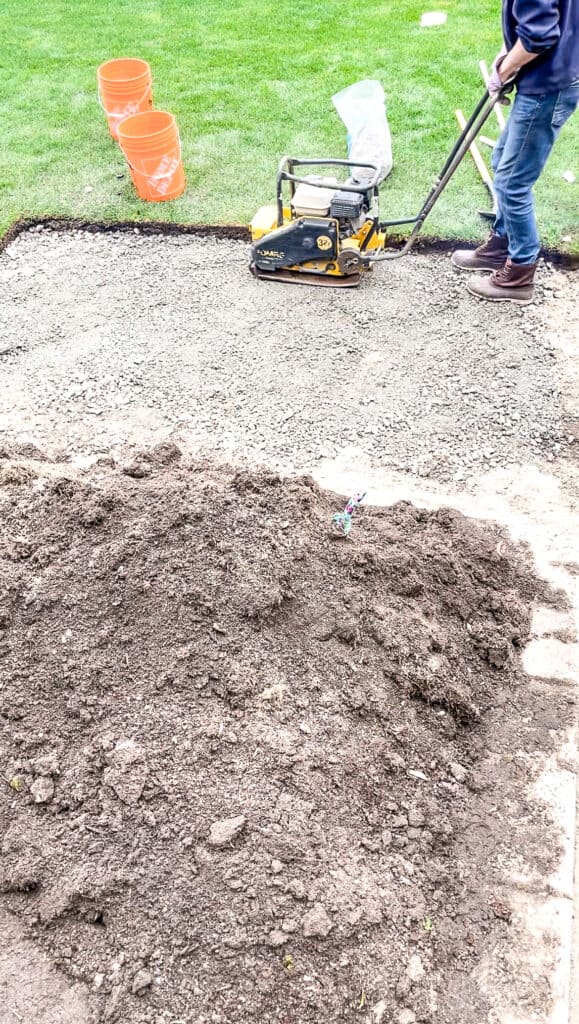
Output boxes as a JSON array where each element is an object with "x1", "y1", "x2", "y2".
[
  {"x1": 451, "y1": 232, "x2": 509, "y2": 271},
  {"x1": 466, "y1": 259, "x2": 537, "y2": 304}
]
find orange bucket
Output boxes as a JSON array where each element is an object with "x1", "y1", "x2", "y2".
[
  {"x1": 117, "y1": 110, "x2": 186, "y2": 202},
  {"x1": 97, "y1": 58, "x2": 153, "y2": 140}
]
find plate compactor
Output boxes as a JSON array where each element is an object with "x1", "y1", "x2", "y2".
[{"x1": 249, "y1": 89, "x2": 505, "y2": 288}]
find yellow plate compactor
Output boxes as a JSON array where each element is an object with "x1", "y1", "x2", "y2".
[{"x1": 249, "y1": 89, "x2": 506, "y2": 288}]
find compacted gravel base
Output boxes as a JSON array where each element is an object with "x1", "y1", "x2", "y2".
[{"x1": 0, "y1": 228, "x2": 574, "y2": 482}]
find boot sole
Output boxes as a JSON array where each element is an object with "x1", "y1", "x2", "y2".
[{"x1": 466, "y1": 281, "x2": 534, "y2": 305}]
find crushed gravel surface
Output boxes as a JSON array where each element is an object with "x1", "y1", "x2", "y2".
[{"x1": 0, "y1": 228, "x2": 575, "y2": 482}]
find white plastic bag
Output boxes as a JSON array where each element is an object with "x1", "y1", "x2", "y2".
[{"x1": 332, "y1": 79, "x2": 393, "y2": 183}]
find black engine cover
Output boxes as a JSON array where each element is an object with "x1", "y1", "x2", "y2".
[
  {"x1": 330, "y1": 190, "x2": 365, "y2": 219},
  {"x1": 252, "y1": 218, "x2": 338, "y2": 270}
]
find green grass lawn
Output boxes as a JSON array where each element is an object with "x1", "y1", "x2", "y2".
[{"x1": 0, "y1": 0, "x2": 577, "y2": 248}]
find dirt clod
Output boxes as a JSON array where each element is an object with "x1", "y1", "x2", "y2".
[
  {"x1": 0, "y1": 461, "x2": 37, "y2": 485},
  {"x1": 302, "y1": 903, "x2": 334, "y2": 938}
]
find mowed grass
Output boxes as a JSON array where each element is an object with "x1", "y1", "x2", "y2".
[{"x1": 0, "y1": 0, "x2": 577, "y2": 247}]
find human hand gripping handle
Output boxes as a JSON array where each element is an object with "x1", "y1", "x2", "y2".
[
  {"x1": 487, "y1": 37, "x2": 541, "y2": 103},
  {"x1": 487, "y1": 53, "x2": 515, "y2": 105}
]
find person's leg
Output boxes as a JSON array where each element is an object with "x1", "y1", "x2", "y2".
[
  {"x1": 491, "y1": 81, "x2": 579, "y2": 262},
  {"x1": 490, "y1": 115, "x2": 510, "y2": 240},
  {"x1": 493, "y1": 93, "x2": 558, "y2": 263},
  {"x1": 468, "y1": 81, "x2": 579, "y2": 302}
]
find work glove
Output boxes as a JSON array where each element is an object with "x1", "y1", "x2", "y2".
[{"x1": 487, "y1": 51, "x2": 513, "y2": 105}]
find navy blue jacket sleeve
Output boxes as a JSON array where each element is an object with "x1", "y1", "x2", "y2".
[{"x1": 512, "y1": 0, "x2": 561, "y2": 52}]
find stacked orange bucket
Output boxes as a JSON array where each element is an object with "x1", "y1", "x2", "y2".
[{"x1": 97, "y1": 58, "x2": 186, "y2": 202}]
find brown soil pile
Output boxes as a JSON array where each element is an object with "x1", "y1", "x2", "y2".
[{"x1": 0, "y1": 447, "x2": 570, "y2": 1024}]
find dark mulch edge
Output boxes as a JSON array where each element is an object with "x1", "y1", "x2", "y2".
[{"x1": 2, "y1": 216, "x2": 577, "y2": 269}]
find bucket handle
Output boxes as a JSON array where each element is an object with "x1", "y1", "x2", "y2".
[{"x1": 97, "y1": 85, "x2": 152, "y2": 121}]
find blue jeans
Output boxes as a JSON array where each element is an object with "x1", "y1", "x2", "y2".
[{"x1": 492, "y1": 80, "x2": 579, "y2": 264}]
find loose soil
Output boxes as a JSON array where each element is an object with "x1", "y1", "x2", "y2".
[{"x1": 0, "y1": 447, "x2": 574, "y2": 1024}]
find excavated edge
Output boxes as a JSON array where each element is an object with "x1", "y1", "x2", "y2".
[{"x1": 1, "y1": 216, "x2": 577, "y2": 268}]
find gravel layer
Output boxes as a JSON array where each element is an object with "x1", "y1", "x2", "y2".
[{"x1": 0, "y1": 227, "x2": 574, "y2": 482}]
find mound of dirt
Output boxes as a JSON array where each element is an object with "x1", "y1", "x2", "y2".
[{"x1": 0, "y1": 450, "x2": 569, "y2": 1024}]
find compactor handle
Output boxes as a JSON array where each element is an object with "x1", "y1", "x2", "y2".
[{"x1": 369, "y1": 86, "x2": 511, "y2": 262}]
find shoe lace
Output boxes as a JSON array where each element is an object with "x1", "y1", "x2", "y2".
[{"x1": 493, "y1": 259, "x2": 513, "y2": 283}]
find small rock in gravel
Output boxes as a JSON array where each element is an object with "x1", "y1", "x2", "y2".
[
  {"x1": 103, "y1": 739, "x2": 147, "y2": 806},
  {"x1": 370, "y1": 1000, "x2": 387, "y2": 1023},
  {"x1": 398, "y1": 1011, "x2": 417, "y2": 1024},
  {"x1": 361, "y1": 837, "x2": 381, "y2": 853},
  {"x1": 268, "y1": 929, "x2": 288, "y2": 947},
  {"x1": 122, "y1": 460, "x2": 152, "y2": 479},
  {"x1": 149, "y1": 440, "x2": 182, "y2": 465},
  {"x1": 33, "y1": 754, "x2": 60, "y2": 776},
  {"x1": 408, "y1": 900, "x2": 427, "y2": 921},
  {"x1": 107, "y1": 738, "x2": 144, "y2": 767},
  {"x1": 30, "y1": 777, "x2": 55, "y2": 804},
  {"x1": 208, "y1": 815, "x2": 246, "y2": 848},
  {"x1": 449, "y1": 762, "x2": 468, "y2": 783},
  {"x1": 396, "y1": 975, "x2": 412, "y2": 1000},
  {"x1": 406, "y1": 954, "x2": 425, "y2": 984},
  {"x1": 271, "y1": 859, "x2": 284, "y2": 874},
  {"x1": 132, "y1": 969, "x2": 153, "y2": 995},
  {"x1": 302, "y1": 902, "x2": 334, "y2": 938},
  {"x1": 408, "y1": 807, "x2": 425, "y2": 827},
  {"x1": 489, "y1": 895, "x2": 513, "y2": 922},
  {"x1": 287, "y1": 879, "x2": 307, "y2": 900}
]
